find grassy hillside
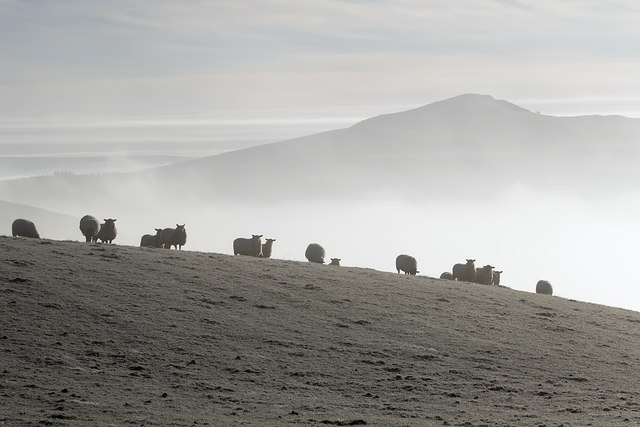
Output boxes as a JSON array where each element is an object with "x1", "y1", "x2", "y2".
[{"x1": 1, "y1": 236, "x2": 639, "y2": 425}]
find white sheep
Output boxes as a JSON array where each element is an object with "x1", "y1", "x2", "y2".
[
  {"x1": 492, "y1": 270, "x2": 503, "y2": 286},
  {"x1": 159, "y1": 224, "x2": 187, "y2": 250},
  {"x1": 259, "y1": 238, "x2": 276, "y2": 258},
  {"x1": 234, "y1": 235, "x2": 263, "y2": 257},
  {"x1": 79, "y1": 215, "x2": 100, "y2": 242},
  {"x1": 396, "y1": 254, "x2": 418, "y2": 275},
  {"x1": 475, "y1": 265, "x2": 495, "y2": 285},
  {"x1": 140, "y1": 228, "x2": 164, "y2": 248},
  {"x1": 536, "y1": 280, "x2": 553, "y2": 295},
  {"x1": 452, "y1": 259, "x2": 476, "y2": 282}
]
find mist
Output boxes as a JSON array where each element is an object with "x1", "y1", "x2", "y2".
[{"x1": 14, "y1": 180, "x2": 637, "y2": 313}]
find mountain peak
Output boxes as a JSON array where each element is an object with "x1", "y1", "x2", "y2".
[
  {"x1": 354, "y1": 94, "x2": 533, "y2": 130},
  {"x1": 428, "y1": 93, "x2": 532, "y2": 113}
]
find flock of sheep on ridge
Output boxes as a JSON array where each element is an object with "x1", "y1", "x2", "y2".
[{"x1": 10, "y1": 216, "x2": 555, "y2": 296}]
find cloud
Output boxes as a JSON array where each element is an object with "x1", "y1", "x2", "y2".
[{"x1": 2, "y1": 0, "x2": 640, "y2": 118}]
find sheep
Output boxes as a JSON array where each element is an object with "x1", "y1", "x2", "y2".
[
  {"x1": 396, "y1": 254, "x2": 418, "y2": 275},
  {"x1": 140, "y1": 228, "x2": 164, "y2": 248},
  {"x1": 475, "y1": 265, "x2": 495, "y2": 285},
  {"x1": 329, "y1": 258, "x2": 341, "y2": 266},
  {"x1": 160, "y1": 224, "x2": 187, "y2": 250},
  {"x1": 259, "y1": 238, "x2": 276, "y2": 258},
  {"x1": 305, "y1": 243, "x2": 325, "y2": 264},
  {"x1": 536, "y1": 280, "x2": 553, "y2": 295},
  {"x1": 93, "y1": 218, "x2": 117, "y2": 244},
  {"x1": 452, "y1": 259, "x2": 476, "y2": 282},
  {"x1": 11, "y1": 219, "x2": 40, "y2": 238},
  {"x1": 492, "y1": 270, "x2": 503, "y2": 286},
  {"x1": 440, "y1": 272, "x2": 454, "y2": 280},
  {"x1": 79, "y1": 215, "x2": 100, "y2": 242},
  {"x1": 233, "y1": 235, "x2": 263, "y2": 257}
]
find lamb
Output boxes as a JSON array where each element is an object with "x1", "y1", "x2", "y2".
[
  {"x1": 305, "y1": 243, "x2": 325, "y2": 264},
  {"x1": 259, "y1": 238, "x2": 276, "y2": 258},
  {"x1": 440, "y1": 272, "x2": 454, "y2": 280},
  {"x1": 396, "y1": 254, "x2": 418, "y2": 275},
  {"x1": 140, "y1": 228, "x2": 164, "y2": 248},
  {"x1": 536, "y1": 280, "x2": 553, "y2": 295},
  {"x1": 329, "y1": 258, "x2": 341, "y2": 266},
  {"x1": 475, "y1": 265, "x2": 495, "y2": 285},
  {"x1": 93, "y1": 218, "x2": 117, "y2": 244},
  {"x1": 492, "y1": 270, "x2": 503, "y2": 286},
  {"x1": 233, "y1": 235, "x2": 263, "y2": 257},
  {"x1": 11, "y1": 219, "x2": 40, "y2": 238},
  {"x1": 160, "y1": 224, "x2": 187, "y2": 250},
  {"x1": 452, "y1": 259, "x2": 476, "y2": 282},
  {"x1": 79, "y1": 215, "x2": 100, "y2": 242}
]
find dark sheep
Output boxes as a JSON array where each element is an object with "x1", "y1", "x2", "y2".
[
  {"x1": 305, "y1": 243, "x2": 325, "y2": 264},
  {"x1": 452, "y1": 259, "x2": 476, "y2": 282},
  {"x1": 79, "y1": 215, "x2": 100, "y2": 242},
  {"x1": 536, "y1": 280, "x2": 553, "y2": 295},
  {"x1": 93, "y1": 219, "x2": 117, "y2": 244},
  {"x1": 160, "y1": 224, "x2": 187, "y2": 250},
  {"x1": 396, "y1": 254, "x2": 418, "y2": 275},
  {"x1": 234, "y1": 235, "x2": 263, "y2": 257},
  {"x1": 11, "y1": 219, "x2": 40, "y2": 238},
  {"x1": 140, "y1": 228, "x2": 164, "y2": 248}
]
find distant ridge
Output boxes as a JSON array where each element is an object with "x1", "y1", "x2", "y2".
[{"x1": 1, "y1": 94, "x2": 640, "y2": 208}]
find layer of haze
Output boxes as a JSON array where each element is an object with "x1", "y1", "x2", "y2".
[{"x1": 9, "y1": 184, "x2": 638, "y2": 313}]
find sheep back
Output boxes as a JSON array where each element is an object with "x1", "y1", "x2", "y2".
[
  {"x1": 536, "y1": 280, "x2": 553, "y2": 295},
  {"x1": 305, "y1": 243, "x2": 325, "y2": 263},
  {"x1": 396, "y1": 254, "x2": 418, "y2": 275},
  {"x1": 233, "y1": 235, "x2": 263, "y2": 256},
  {"x1": 11, "y1": 219, "x2": 40, "y2": 238},
  {"x1": 79, "y1": 215, "x2": 100, "y2": 242},
  {"x1": 440, "y1": 272, "x2": 454, "y2": 280}
]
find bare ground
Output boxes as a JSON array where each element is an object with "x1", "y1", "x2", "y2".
[{"x1": 1, "y1": 235, "x2": 639, "y2": 426}]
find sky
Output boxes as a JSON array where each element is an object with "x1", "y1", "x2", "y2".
[{"x1": 3, "y1": 0, "x2": 640, "y2": 129}]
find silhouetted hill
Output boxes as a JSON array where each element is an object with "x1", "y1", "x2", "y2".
[
  {"x1": 1, "y1": 236, "x2": 639, "y2": 425},
  {"x1": 1, "y1": 93, "x2": 640, "y2": 209}
]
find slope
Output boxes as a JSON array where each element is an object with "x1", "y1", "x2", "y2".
[{"x1": 1, "y1": 236, "x2": 639, "y2": 425}]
